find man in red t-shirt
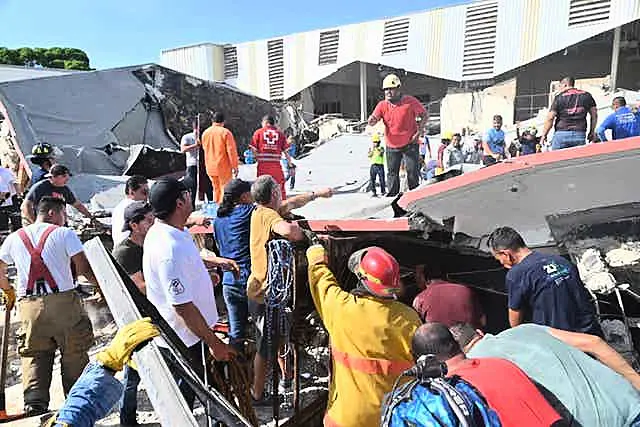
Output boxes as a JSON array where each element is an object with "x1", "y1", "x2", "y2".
[
  {"x1": 411, "y1": 323, "x2": 565, "y2": 427},
  {"x1": 412, "y1": 276, "x2": 486, "y2": 328},
  {"x1": 368, "y1": 74, "x2": 428, "y2": 197},
  {"x1": 250, "y1": 115, "x2": 294, "y2": 199}
]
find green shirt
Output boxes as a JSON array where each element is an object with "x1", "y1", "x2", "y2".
[
  {"x1": 369, "y1": 146, "x2": 384, "y2": 165},
  {"x1": 469, "y1": 324, "x2": 640, "y2": 427}
]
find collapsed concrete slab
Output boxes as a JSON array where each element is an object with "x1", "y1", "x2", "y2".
[{"x1": 0, "y1": 64, "x2": 275, "y2": 181}]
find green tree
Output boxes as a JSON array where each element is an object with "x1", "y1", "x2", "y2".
[{"x1": 0, "y1": 46, "x2": 91, "y2": 70}]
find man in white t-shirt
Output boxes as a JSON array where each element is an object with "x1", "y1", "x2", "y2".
[
  {"x1": 143, "y1": 177, "x2": 235, "y2": 409},
  {"x1": 0, "y1": 165, "x2": 17, "y2": 208},
  {"x1": 180, "y1": 127, "x2": 200, "y2": 210},
  {"x1": 0, "y1": 196, "x2": 98, "y2": 416},
  {"x1": 111, "y1": 175, "x2": 149, "y2": 246}
]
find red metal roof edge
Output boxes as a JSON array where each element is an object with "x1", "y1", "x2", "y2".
[
  {"x1": 307, "y1": 217, "x2": 410, "y2": 232},
  {"x1": 398, "y1": 137, "x2": 640, "y2": 209}
]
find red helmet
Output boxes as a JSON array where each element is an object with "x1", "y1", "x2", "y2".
[{"x1": 348, "y1": 247, "x2": 400, "y2": 298}]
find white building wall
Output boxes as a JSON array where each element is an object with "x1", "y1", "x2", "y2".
[
  {"x1": 160, "y1": 0, "x2": 640, "y2": 101},
  {"x1": 160, "y1": 43, "x2": 216, "y2": 81}
]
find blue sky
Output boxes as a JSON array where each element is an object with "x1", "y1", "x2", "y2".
[{"x1": 0, "y1": 0, "x2": 461, "y2": 69}]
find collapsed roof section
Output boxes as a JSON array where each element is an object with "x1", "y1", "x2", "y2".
[{"x1": 0, "y1": 64, "x2": 275, "y2": 178}]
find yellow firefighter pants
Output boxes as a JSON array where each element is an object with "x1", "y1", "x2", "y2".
[{"x1": 16, "y1": 290, "x2": 94, "y2": 409}]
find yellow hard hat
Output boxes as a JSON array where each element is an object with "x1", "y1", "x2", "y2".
[
  {"x1": 382, "y1": 74, "x2": 401, "y2": 90},
  {"x1": 372, "y1": 133, "x2": 381, "y2": 142},
  {"x1": 442, "y1": 131, "x2": 454, "y2": 140}
]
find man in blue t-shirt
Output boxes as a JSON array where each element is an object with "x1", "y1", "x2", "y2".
[
  {"x1": 482, "y1": 115, "x2": 506, "y2": 166},
  {"x1": 596, "y1": 96, "x2": 640, "y2": 142},
  {"x1": 487, "y1": 226, "x2": 602, "y2": 336}
]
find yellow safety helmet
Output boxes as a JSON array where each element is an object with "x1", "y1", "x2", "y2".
[
  {"x1": 442, "y1": 131, "x2": 454, "y2": 140},
  {"x1": 372, "y1": 133, "x2": 381, "y2": 143},
  {"x1": 382, "y1": 74, "x2": 402, "y2": 90}
]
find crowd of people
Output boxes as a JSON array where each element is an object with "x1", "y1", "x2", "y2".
[
  {"x1": 0, "y1": 73, "x2": 639, "y2": 427},
  {"x1": 366, "y1": 75, "x2": 640, "y2": 197}
]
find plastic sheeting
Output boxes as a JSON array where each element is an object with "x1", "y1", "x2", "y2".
[{"x1": 0, "y1": 66, "x2": 178, "y2": 176}]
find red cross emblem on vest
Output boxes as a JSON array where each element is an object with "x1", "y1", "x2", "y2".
[{"x1": 264, "y1": 129, "x2": 279, "y2": 145}]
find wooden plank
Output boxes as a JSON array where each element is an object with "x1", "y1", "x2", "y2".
[{"x1": 83, "y1": 238, "x2": 199, "y2": 427}]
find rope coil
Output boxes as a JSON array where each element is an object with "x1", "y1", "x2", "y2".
[{"x1": 265, "y1": 239, "x2": 295, "y2": 361}]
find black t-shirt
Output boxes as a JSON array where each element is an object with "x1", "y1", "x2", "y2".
[
  {"x1": 26, "y1": 180, "x2": 76, "y2": 207},
  {"x1": 550, "y1": 88, "x2": 596, "y2": 133},
  {"x1": 506, "y1": 251, "x2": 602, "y2": 336},
  {"x1": 112, "y1": 238, "x2": 143, "y2": 276}
]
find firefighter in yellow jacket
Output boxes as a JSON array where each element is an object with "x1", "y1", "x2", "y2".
[{"x1": 306, "y1": 244, "x2": 421, "y2": 427}]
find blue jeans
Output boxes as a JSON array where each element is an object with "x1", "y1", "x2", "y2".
[
  {"x1": 552, "y1": 130, "x2": 586, "y2": 150},
  {"x1": 223, "y1": 274, "x2": 249, "y2": 352},
  {"x1": 120, "y1": 365, "x2": 141, "y2": 425}
]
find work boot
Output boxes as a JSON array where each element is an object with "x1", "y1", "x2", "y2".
[{"x1": 24, "y1": 404, "x2": 49, "y2": 417}]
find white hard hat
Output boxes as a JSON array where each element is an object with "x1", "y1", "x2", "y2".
[{"x1": 382, "y1": 74, "x2": 401, "y2": 90}]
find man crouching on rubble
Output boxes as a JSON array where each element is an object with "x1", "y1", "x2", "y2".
[
  {"x1": 0, "y1": 197, "x2": 98, "y2": 416},
  {"x1": 305, "y1": 243, "x2": 421, "y2": 426}
]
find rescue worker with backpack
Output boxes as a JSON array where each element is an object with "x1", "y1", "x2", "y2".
[
  {"x1": 305, "y1": 243, "x2": 421, "y2": 426},
  {"x1": 0, "y1": 196, "x2": 99, "y2": 416}
]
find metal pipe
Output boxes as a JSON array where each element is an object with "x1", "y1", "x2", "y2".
[{"x1": 360, "y1": 62, "x2": 368, "y2": 122}]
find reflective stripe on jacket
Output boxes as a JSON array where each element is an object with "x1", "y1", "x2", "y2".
[{"x1": 308, "y1": 263, "x2": 421, "y2": 427}]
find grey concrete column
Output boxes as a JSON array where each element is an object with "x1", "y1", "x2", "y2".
[
  {"x1": 360, "y1": 62, "x2": 368, "y2": 122},
  {"x1": 610, "y1": 26, "x2": 621, "y2": 91}
]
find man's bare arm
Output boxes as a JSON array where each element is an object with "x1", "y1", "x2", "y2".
[
  {"x1": 129, "y1": 271, "x2": 146, "y2": 295},
  {"x1": 508, "y1": 308, "x2": 525, "y2": 327},
  {"x1": 548, "y1": 327, "x2": 640, "y2": 389},
  {"x1": 21, "y1": 199, "x2": 35, "y2": 224},
  {"x1": 71, "y1": 252, "x2": 98, "y2": 286},
  {"x1": 0, "y1": 260, "x2": 10, "y2": 291},
  {"x1": 588, "y1": 107, "x2": 598, "y2": 141},
  {"x1": 72, "y1": 201, "x2": 94, "y2": 220},
  {"x1": 279, "y1": 188, "x2": 332, "y2": 215},
  {"x1": 272, "y1": 220, "x2": 305, "y2": 242},
  {"x1": 174, "y1": 302, "x2": 234, "y2": 360},
  {"x1": 368, "y1": 114, "x2": 380, "y2": 127},
  {"x1": 180, "y1": 140, "x2": 199, "y2": 153},
  {"x1": 540, "y1": 110, "x2": 557, "y2": 143}
]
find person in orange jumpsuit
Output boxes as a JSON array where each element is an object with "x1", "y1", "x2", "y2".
[
  {"x1": 250, "y1": 116, "x2": 293, "y2": 199},
  {"x1": 201, "y1": 112, "x2": 239, "y2": 204}
]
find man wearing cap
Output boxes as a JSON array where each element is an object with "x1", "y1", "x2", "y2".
[
  {"x1": 21, "y1": 164, "x2": 95, "y2": 227},
  {"x1": 28, "y1": 142, "x2": 55, "y2": 189},
  {"x1": 112, "y1": 201, "x2": 154, "y2": 425},
  {"x1": 368, "y1": 74, "x2": 428, "y2": 197},
  {"x1": 247, "y1": 175, "x2": 332, "y2": 404},
  {"x1": 143, "y1": 177, "x2": 235, "y2": 409},
  {"x1": 214, "y1": 179, "x2": 254, "y2": 353},
  {"x1": 305, "y1": 243, "x2": 421, "y2": 426},
  {"x1": 111, "y1": 175, "x2": 149, "y2": 246},
  {"x1": 0, "y1": 196, "x2": 98, "y2": 416}
]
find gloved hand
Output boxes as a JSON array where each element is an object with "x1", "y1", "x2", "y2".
[
  {"x1": 96, "y1": 317, "x2": 160, "y2": 372},
  {"x1": 306, "y1": 244, "x2": 328, "y2": 267},
  {"x1": 1, "y1": 287, "x2": 16, "y2": 311}
]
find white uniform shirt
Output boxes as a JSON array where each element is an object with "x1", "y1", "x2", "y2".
[
  {"x1": 143, "y1": 221, "x2": 218, "y2": 347},
  {"x1": 0, "y1": 167, "x2": 16, "y2": 207},
  {"x1": 111, "y1": 198, "x2": 135, "y2": 246},
  {"x1": 181, "y1": 132, "x2": 199, "y2": 167},
  {"x1": 0, "y1": 223, "x2": 84, "y2": 296}
]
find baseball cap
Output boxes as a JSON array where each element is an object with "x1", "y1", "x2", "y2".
[
  {"x1": 45, "y1": 164, "x2": 72, "y2": 178},
  {"x1": 149, "y1": 177, "x2": 188, "y2": 217},
  {"x1": 224, "y1": 179, "x2": 252, "y2": 202},
  {"x1": 122, "y1": 201, "x2": 152, "y2": 232}
]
